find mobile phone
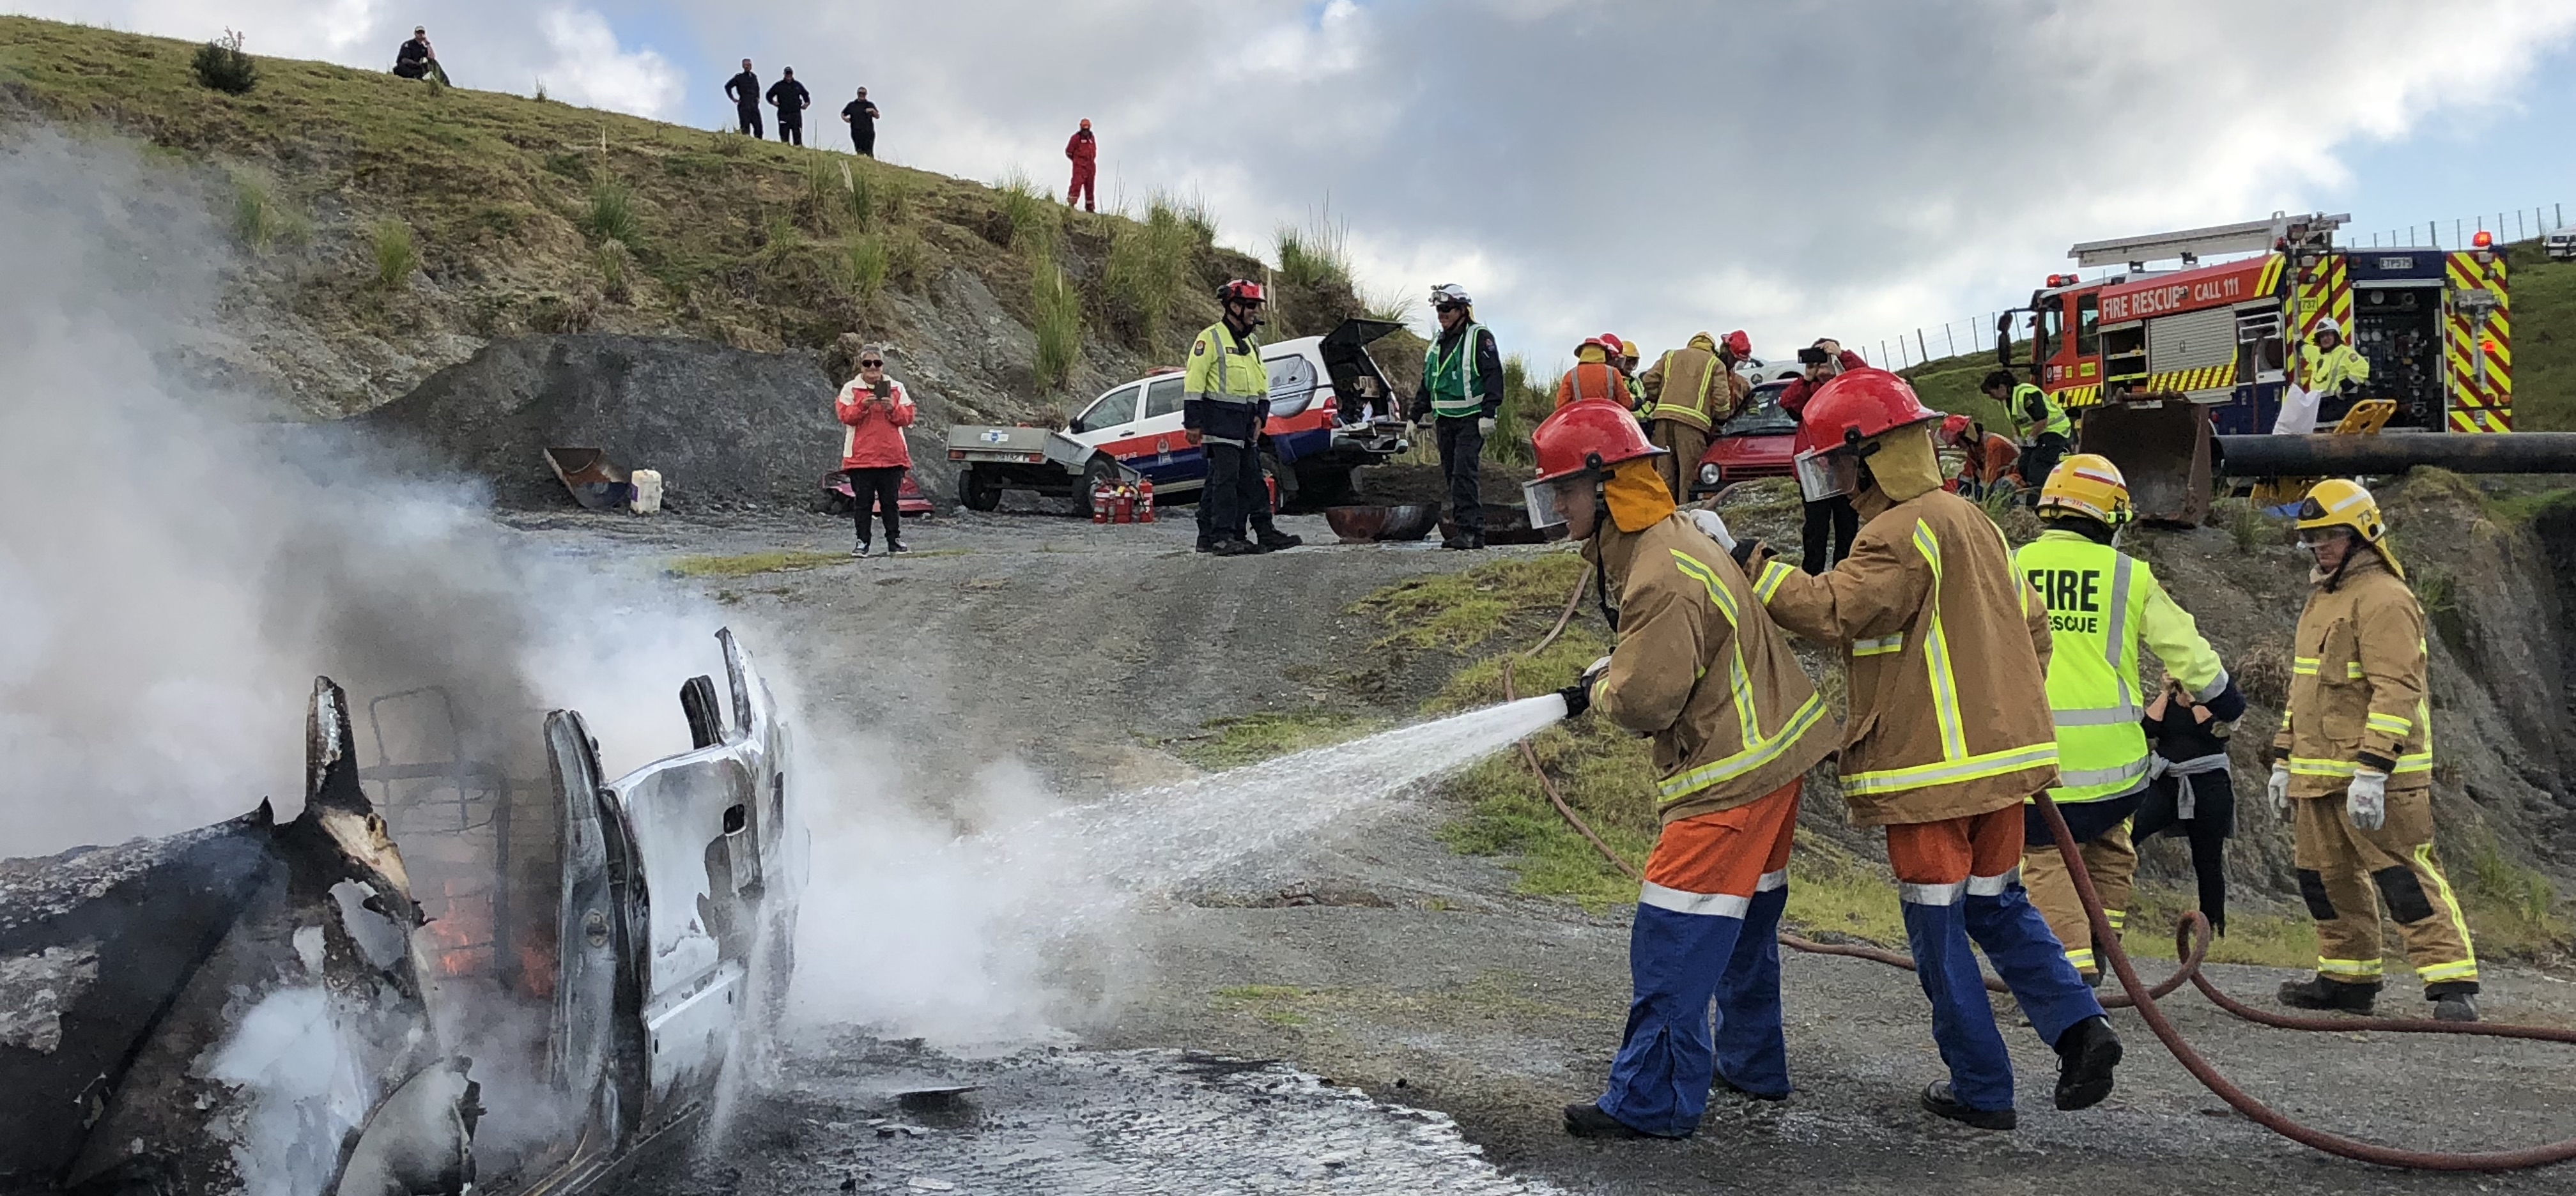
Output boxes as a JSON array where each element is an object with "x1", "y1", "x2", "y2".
[
  {"x1": 1796, "y1": 347, "x2": 1830, "y2": 366},
  {"x1": 872, "y1": 379, "x2": 892, "y2": 399}
]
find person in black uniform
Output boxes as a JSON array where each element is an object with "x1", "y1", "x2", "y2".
[
  {"x1": 766, "y1": 68, "x2": 812, "y2": 146},
  {"x1": 841, "y1": 87, "x2": 880, "y2": 158},
  {"x1": 2136, "y1": 677, "x2": 2236, "y2": 935},
  {"x1": 724, "y1": 59, "x2": 763, "y2": 138}
]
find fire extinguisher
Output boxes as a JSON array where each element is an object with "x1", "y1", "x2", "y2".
[
  {"x1": 1138, "y1": 477, "x2": 1156, "y2": 522},
  {"x1": 1113, "y1": 482, "x2": 1136, "y2": 525},
  {"x1": 1091, "y1": 480, "x2": 1111, "y2": 523}
]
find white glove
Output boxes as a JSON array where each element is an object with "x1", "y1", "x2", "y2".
[
  {"x1": 2346, "y1": 769, "x2": 2388, "y2": 831},
  {"x1": 1686, "y1": 509, "x2": 1737, "y2": 552},
  {"x1": 2267, "y1": 763, "x2": 2291, "y2": 820},
  {"x1": 1477, "y1": 416, "x2": 1497, "y2": 435}
]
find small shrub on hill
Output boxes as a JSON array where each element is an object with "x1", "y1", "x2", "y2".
[
  {"x1": 581, "y1": 180, "x2": 643, "y2": 248},
  {"x1": 996, "y1": 170, "x2": 1057, "y2": 252},
  {"x1": 191, "y1": 30, "x2": 257, "y2": 95},
  {"x1": 369, "y1": 218, "x2": 418, "y2": 288}
]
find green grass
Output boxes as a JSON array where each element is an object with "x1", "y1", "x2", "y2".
[
  {"x1": 1276, "y1": 217, "x2": 1352, "y2": 293},
  {"x1": 667, "y1": 549, "x2": 847, "y2": 577},
  {"x1": 1031, "y1": 251, "x2": 1082, "y2": 390},
  {"x1": 1169, "y1": 708, "x2": 1382, "y2": 770},
  {"x1": 593, "y1": 239, "x2": 633, "y2": 300},
  {"x1": 580, "y1": 178, "x2": 643, "y2": 247},
  {"x1": 1350, "y1": 552, "x2": 1591, "y2": 654},
  {"x1": 1104, "y1": 194, "x2": 1208, "y2": 351},
  {"x1": 226, "y1": 166, "x2": 307, "y2": 251},
  {"x1": 843, "y1": 234, "x2": 890, "y2": 301},
  {"x1": 368, "y1": 218, "x2": 417, "y2": 287},
  {"x1": 2506, "y1": 243, "x2": 2575, "y2": 431},
  {"x1": 995, "y1": 169, "x2": 1057, "y2": 252},
  {"x1": 189, "y1": 30, "x2": 256, "y2": 95}
]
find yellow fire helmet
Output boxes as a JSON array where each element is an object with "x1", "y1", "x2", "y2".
[
  {"x1": 2295, "y1": 478, "x2": 2386, "y2": 544},
  {"x1": 2037, "y1": 452, "x2": 2133, "y2": 526}
]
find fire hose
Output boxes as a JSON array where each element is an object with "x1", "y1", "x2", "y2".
[{"x1": 1500, "y1": 568, "x2": 2576, "y2": 1170}]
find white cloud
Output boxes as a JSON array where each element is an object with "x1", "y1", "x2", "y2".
[{"x1": 534, "y1": 8, "x2": 683, "y2": 119}]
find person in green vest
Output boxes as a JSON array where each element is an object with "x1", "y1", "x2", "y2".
[
  {"x1": 1408, "y1": 282, "x2": 1504, "y2": 550},
  {"x1": 2013, "y1": 454, "x2": 2244, "y2": 984},
  {"x1": 2300, "y1": 316, "x2": 2373, "y2": 424},
  {"x1": 1982, "y1": 369, "x2": 2072, "y2": 497},
  {"x1": 1185, "y1": 279, "x2": 1302, "y2": 556}
]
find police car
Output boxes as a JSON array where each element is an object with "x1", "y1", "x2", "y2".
[{"x1": 949, "y1": 318, "x2": 1412, "y2": 511}]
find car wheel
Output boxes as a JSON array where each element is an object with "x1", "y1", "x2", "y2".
[
  {"x1": 1078, "y1": 454, "x2": 1121, "y2": 517},
  {"x1": 959, "y1": 466, "x2": 1002, "y2": 512}
]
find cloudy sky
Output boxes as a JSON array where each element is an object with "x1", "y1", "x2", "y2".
[{"x1": 21, "y1": 0, "x2": 2576, "y2": 369}]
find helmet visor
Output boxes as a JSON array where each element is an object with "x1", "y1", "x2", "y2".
[
  {"x1": 1793, "y1": 448, "x2": 1859, "y2": 502},
  {"x1": 1523, "y1": 476, "x2": 1586, "y2": 530}
]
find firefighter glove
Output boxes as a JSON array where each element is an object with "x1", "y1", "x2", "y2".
[
  {"x1": 1555, "y1": 683, "x2": 1592, "y2": 719},
  {"x1": 2346, "y1": 769, "x2": 2388, "y2": 831},
  {"x1": 2267, "y1": 762, "x2": 2291, "y2": 819},
  {"x1": 1685, "y1": 509, "x2": 1737, "y2": 552}
]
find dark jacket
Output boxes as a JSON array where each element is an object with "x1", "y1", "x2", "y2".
[
  {"x1": 1407, "y1": 324, "x2": 1503, "y2": 421},
  {"x1": 725, "y1": 70, "x2": 760, "y2": 106},
  {"x1": 1777, "y1": 349, "x2": 1870, "y2": 456},
  {"x1": 766, "y1": 78, "x2": 810, "y2": 116}
]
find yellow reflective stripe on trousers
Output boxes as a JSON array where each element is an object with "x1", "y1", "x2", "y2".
[
  {"x1": 1853, "y1": 634, "x2": 1904, "y2": 657},
  {"x1": 2414, "y1": 843, "x2": 2478, "y2": 981},
  {"x1": 1911, "y1": 521, "x2": 1971, "y2": 762},
  {"x1": 2367, "y1": 712, "x2": 2414, "y2": 735},
  {"x1": 2063, "y1": 946, "x2": 2096, "y2": 970},
  {"x1": 1657, "y1": 693, "x2": 1828, "y2": 801},
  {"x1": 2318, "y1": 956, "x2": 2385, "y2": 979}
]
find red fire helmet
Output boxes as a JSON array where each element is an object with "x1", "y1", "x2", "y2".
[
  {"x1": 1722, "y1": 330, "x2": 1751, "y2": 356},
  {"x1": 1532, "y1": 399, "x2": 1667, "y2": 485},
  {"x1": 1800, "y1": 367, "x2": 1941, "y2": 451}
]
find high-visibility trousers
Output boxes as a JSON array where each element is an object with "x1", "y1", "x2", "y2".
[
  {"x1": 1886, "y1": 805, "x2": 2103, "y2": 1113},
  {"x1": 1647, "y1": 418, "x2": 1709, "y2": 502},
  {"x1": 2019, "y1": 792, "x2": 2143, "y2": 977},
  {"x1": 1596, "y1": 779, "x2": 1799, "y2": 1137},
  {"x1": 2292, "y1": 786, "x2": 2478, "y2": 992}
]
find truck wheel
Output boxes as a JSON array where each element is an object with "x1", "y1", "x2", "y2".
[
  {"x1": 959, "y1": 467, "x2": 1001, "y2": 512},
  {"x1": 1077, "y1": 454, "x2": 1120, "y2": 516},
  {"x1": 1261, "y1": 450, "x2": 1297, "y2": 512}
]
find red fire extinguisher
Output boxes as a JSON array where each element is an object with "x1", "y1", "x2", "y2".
[
  {"x1": 1091, "y1": 480, "x2": 1111, "y2": 523},
  {"x1": 1112, "y1": 482, "x2": 1136, "y2": 524},
  {"x1": 1138, "y1": 477, "x2": 1156, "y2": 522}
]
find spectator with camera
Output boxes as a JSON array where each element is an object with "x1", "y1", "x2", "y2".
[{"x1": 1777, "y1": 339, "x2": 1867, "y2": 572}]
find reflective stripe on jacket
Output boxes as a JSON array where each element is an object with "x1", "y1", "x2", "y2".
[
  {"x1": 1638, "y1": 345, "x2": 1724, "y2": 431},
  {"x1": 2271, "y1": 553, "x2": 2431, "y2": 795},
  {"x1": 2012, "y1": 383, "x2": 2071, "y2": 441},
  {"x1": 2013, "y1": 530, "x2": 2228, "y2": 804},
  {"x1": 2302, "y1": 342, "x2": 2372, "y2": 395},
  {"x1": 1589, "y1": 514, "x2": 1838, "y2": 823},
  {"x1": 1183, "y1": 321, "x2": 1270, "y2": 445},
  {"x1": 1423, "y1": 321, "x2": 1489, "y2": 419},
  {"x1": 1555, "y1": 361, "x2": 1630, "y2": 410},
  {"x1": 1756, "y1": 489, "x2": 2060, "y2": 825}
]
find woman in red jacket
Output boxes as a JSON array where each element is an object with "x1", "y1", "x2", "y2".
[{"x1": 835, "y1": 348, "x2": 916, "y2": 556}]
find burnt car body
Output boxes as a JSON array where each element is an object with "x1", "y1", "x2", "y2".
[{"x1": 0, "y1": 629, "x2": 798, "y2": 1196}]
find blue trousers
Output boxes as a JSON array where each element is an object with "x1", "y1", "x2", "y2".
[
  {"x1": 1900, "y1": 878, "x2": 2103, "y2": 1111},
  {"x1": 1598, "y1": 885, "x2": 1790, "y2": 1137}
]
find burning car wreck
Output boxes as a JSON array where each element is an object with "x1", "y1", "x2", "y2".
[{"x1": 0, "y1": 629, "x2": 798, "y2": 1196}]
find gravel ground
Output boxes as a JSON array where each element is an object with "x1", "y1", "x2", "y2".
[{"x1": 508, "y1": 501, "x2": 2576, "y2": 1194}]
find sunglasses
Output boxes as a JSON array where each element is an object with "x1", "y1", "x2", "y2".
[{"x1": 860, "y1": 359, "x2": 884, "y2": 367}]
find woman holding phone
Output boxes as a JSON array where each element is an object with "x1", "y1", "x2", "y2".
[{"x1": 835, "y1": 348, "x2": 916, "y2": 556}]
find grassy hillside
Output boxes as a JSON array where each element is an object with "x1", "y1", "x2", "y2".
[
  {"x1": 0, "y1": 15, "x2": 1362, "y2": 417},
  {"x1": 1898, "y1": 241, "x2": 2575, "y2": 431}
]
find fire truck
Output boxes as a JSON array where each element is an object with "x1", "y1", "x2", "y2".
[{"x1": 1998, "y1": 212, "x2": 2513, "y2": 436}]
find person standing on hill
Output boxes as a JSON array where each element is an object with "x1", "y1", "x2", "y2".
[
  {"x1": 1636, "y1": 332, "x2": 1729, "y2": 500},
  {"x1": 1065, "y1": 119, "x2": 1099, "y2": 212},
  {"x1": 842, "y1": 87, "x2": 881, "y2": 157},
  {"x1": 1408, "y1": 283, "x2": 1504, "y2": 551},
  {"x1": 1185, "y1": 280, "x2": 1302, "y2": 556},
  {"x1": 725, "y1": 59, "x2": 764, "y2": 138},
  {"x1": 835, "y1": 348, "x2": 916, "y2": 557},
  {"x1": 767, "y1": 67, "x2": 812, "y2": 146}
]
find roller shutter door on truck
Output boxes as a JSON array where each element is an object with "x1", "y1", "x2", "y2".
[{"x1": 2144, "y1": 307, "x2": 2237, "y2": 399}]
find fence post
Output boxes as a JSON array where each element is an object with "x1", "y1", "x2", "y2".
[
  {"x1": 1946, "y1": 323, "x2": 1957, "y2": 358},
  {"x1": 1917, "y1": 328, "x2": 1929, "y2": 364}
]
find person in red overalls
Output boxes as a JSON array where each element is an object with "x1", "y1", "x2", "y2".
[{"x1": 1065, "y1": 119, "x2": 1098, "y2": 213}]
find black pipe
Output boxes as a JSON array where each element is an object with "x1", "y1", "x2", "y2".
[{"x1": 2216, "y1": 433, "x2": 2576, "y2": 477}]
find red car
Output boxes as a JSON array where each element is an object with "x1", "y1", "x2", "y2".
[
  {"x1": 1690, "y1": 379, "x2": 1799, "y2": 498},
  {"x1": 821, "y1": 469, "x2": 937, "y2": 515}
]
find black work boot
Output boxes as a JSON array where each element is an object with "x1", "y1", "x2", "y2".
[
  {"x1": 1561, "y1": 1101, "x2": 1649, "y2": 1140},
  {"x1": 1209, "y1": 538, "x2": 1261, "y2": 557},
  {"x1": 1440, "y1": 530, "x2": 1486, "y2": 551},
  {"x1": 2051, "y1": 1015, "x2": 2122, "y2": 1111},
  {"x1": 2278, "y1": 974, "x2": 2379, "y2": 1014},
  {"x1": 852, "y1": 540, "x2": 871, "y2": 558},
  {"x1": 2428, "y1": 981, "x2": 2481, "y2": 1022},
  {"x1": 1255, "y1": 528, "x2": 1304, "y2": 551},
  {"x1": 1919, "y1": 1082, "x2": 2016, "y2": 1131}
]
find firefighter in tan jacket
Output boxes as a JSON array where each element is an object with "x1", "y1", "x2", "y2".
[
  {"x1": 1635, "y1": 332, "x2": 1731, "y2": 500},
  {"x1": 2267, "y1": 480, "x2": 2479, "y2": 1022},
  {"x1": 1748, "y1": 368, "x2": 2120, "y2": 1132},
  {"x1": 1527, "y1": 400, "x2": 1839, "y2": 1140}
]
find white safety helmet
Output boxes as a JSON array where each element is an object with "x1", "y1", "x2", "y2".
[
  {"x1": 2312, "y1": 316, "x2": 2341, "y2": 337},
  {"x1": 1430, "y1": 282, "x2": 1473, "y2": 310}
]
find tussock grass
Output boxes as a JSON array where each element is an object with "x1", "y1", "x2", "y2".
[
  {"x1": 228, "y1": 167, "x2": 307, "y2": 251},
  {"x1": 1483, "y1": 354, "x2": 1550, "y2": 467},
  {"x1": 1352, "y1": 552, "x2": 1589, "y2": 654},
  {"x1": 843, "y1": 234, "x2": 890, "y2": 300},
  {"x1": 1276, "y1": 217, "x2": 1352, "y2": 293},
  {"x1": 1364, "y1": 287, "x2": 1415, "y2": 327},
  {"x1": 1031, "y1": 251, "x2": 1083, "y2": 389},
  {"x1": 884, "y1": 227, "x2": 927, "y2": 291},
  {"x1": 593, "y1": 239, "x2": 632, "y2": 300},
  {"x1": 996, "y1": 169, "x2": 1058, "y2": 252},
  {"x1": 1104, "y1": 194, "x2": 1207, "y2": 350},
  {"x1": 668, "y1": 549, "x2": 847, "y2": 578},
  {"x1": 580, "y1": 178, "x2": 642, "y2": 247},
  {"x1": 368, "y1": 218, "x2": 417, "y2": 287}
]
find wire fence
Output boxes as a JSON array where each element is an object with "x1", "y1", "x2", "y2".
[{"x1": 1854, "y1": 201, "x2": 2568, "y2": 372}]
